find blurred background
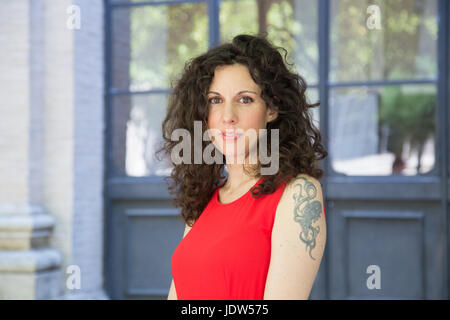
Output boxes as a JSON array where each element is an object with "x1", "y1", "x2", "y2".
[{"x1": 0, "y1": 0, "x2": 448, "y2": 299}]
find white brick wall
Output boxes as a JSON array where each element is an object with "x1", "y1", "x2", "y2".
[
  {"x1": 0, "y1": 0, "x2": 31, "y2": 204},
  {"x1": 72, "y1": 0, "x2": 105, "y2": 298}
]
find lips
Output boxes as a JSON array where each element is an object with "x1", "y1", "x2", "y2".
[{"x1": 221, "y1": 130, "x2": 242, "y2": 141}]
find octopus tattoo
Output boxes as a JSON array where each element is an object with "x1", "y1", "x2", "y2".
[{"x1": 292, "y1": 177, "x2": 322, "y2": 260}]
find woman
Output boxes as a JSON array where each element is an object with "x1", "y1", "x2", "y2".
[{"x1": 157, "y1": 33, "x2": 328, "y2": 300}]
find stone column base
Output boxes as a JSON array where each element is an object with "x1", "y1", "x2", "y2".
[
  {"x1": 0, "y1": 206, "x2": 62, "y2": 299},
  {"x1": 0, "y1": 248, "x2": 62, "y2": 299}
]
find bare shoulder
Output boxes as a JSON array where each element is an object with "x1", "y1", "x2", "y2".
[
  {"x1": 278, "y1": 173, "x2": 324, "y2": 210},
  {"x1": 284, "y1": 173, "x2": 323, "y2": 195}
]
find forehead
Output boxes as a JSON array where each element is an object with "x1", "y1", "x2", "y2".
[{"x1": 209, "y1": 64, "x2": 260, "y2": 92}]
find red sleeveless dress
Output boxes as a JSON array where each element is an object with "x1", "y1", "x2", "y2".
[{"x1": 170, "y1": 176, "x2": 325, "y2": 300}]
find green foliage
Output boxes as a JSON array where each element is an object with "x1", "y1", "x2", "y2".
[
  {"x1": 330, "y1": 0, "x2": 437, "y2": 81},
  {"x1": 220, "y1": 0, "x2": 258, "y2": 43},
  {"x1": 379, "y1": 87, "x2": 435, "y2": 148},
  {"x1": 129, "y1": 3, "x2": 208, "y2": 89}
]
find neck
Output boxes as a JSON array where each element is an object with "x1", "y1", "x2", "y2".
[{"x1": 224, "y1": 163, "x2": 260, "y2": 191}]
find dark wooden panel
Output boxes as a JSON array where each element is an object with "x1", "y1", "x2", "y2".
[
  {"x1": 124, "y1": 208, "x2": 183, "y2": 299},
  {"x1": 345, "y1": 211, "x2": 424, "y2": 299},
  {"x1": 107, "y1": 203, "x2": 184, "y2": 299},
  {"x1": 106, "y1": 176, "x2": 446, "y2": 201},
  {"x1": 329, "y1": 202, "x2": 445, "y2": 299},
  {"x1": 107, "y1": 177, "x2": 172, "y2": 200},
  {"x1": 326, "y1": 176, "x2": 441, "y2": 201}
]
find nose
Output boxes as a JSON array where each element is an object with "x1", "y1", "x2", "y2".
[{"x1": 222, "y1": 103, "x2": 237, "y2": 125}]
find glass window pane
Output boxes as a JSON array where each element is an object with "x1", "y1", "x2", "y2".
[
  {"x1": 220, "y1": 0, "x2": 259, "y2": 43},
  {"x1": 111, "y1": 94, "x2": 172, "y2": 177},
  {"x1": 306, "y1": 88, "x2": 321, "y2": 130},
  {"x1": 111, "y1": 3, "x2": 208, "y2": 91},
  {"x1": 291, "y1": 0, "x2": 318, "y2": 85},
  {"x1": 220, "y1": 0, "x2": 318, "y2": 85},
  {"x1": 330, "y1": 0, "x2": 437, "y2": 82},
  {"x1": 329, "y1": 85, "x2": 436, "y2": 176}
]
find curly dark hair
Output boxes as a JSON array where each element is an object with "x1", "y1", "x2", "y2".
[{"x1": 156, "y1": 33, "x2": 328, "y2": 227}]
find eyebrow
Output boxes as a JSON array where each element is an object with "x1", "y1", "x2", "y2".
[{"x1": 207, "y1": 90, "x2": 258, "y2": 96}]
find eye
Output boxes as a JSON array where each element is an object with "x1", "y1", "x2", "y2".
[
  {"x1": 208, "y1": 97, "x2": 221, "y2": 104},
  {"x1": 239, "y1": 96, "x2": 253, "y2": 104}
]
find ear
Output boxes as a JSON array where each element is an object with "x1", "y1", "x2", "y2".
[
  {"x1": 266, "y1": 107, "x2": 278, "y2": 123},
  {"x1": 267, "y1": 96, "x2": 280, "y2": 123}
]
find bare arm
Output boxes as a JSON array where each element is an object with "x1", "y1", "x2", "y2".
[
  {"x1": 167, "y1": 279, "x2": 177, "y2": 300},
  {"x1": 167, "y1": 222, "x2": 193, "y2": 300},
  {"x1": 263, "y1": 174, "x2": 327, "y2": 299}
]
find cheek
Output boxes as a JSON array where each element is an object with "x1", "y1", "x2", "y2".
[
  {"x1": 207, "y1": 110, "x2": 218, "y2": 128},
  {"x1": 241, "y1": 111, "x2": 268, "y2": 131},
  {"x1": 207, "y1": 112, "x2": 221, "y2": 142}
]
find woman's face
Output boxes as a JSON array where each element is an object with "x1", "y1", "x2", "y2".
[{"x1": 206, "y1": 64, "x2": 277, "y2": 163}]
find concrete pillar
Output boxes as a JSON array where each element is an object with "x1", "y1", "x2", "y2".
[
  {"x1": 0, "y1": 0, "x2": 62, "y2": 299},
  {"x1": 0, "y1": 0, "x2": 107, "y2": 299}
]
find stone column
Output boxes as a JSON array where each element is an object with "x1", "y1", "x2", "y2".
[
  {"x1": 0, "y1": 0, "x2": 62, "y2": 299},
  {"x1": 43, "y1": 0, "x2": 107, "y2": 299},
  {"x1": 0, "y1": 0, "x2": 107, "y2": 299}
]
